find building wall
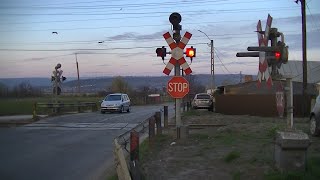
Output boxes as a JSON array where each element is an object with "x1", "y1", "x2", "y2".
[{"x1": 215, "y1": 94, "x2": 312, "y2": 117}]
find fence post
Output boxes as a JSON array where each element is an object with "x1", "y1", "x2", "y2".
[
  {"x1": 32, "y1": 102, "x2": 37, "y2": 120},
  {"x1": 130, "y1": 130, "x2": 139, "y2": 161},
  {"x1": 155, "y1": 111, "x2": 162, "y2": 135},
  {"x1": 164, "y1": 106, "x2": 168, "y2": 128},
  {"x1": 149, "y1": 117, "x2": 156, "y2": 144},
  {"x1": 187, "y1": 101, "x2": 190, "y2": 111}
]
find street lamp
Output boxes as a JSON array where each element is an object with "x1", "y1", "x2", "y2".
[{"x1": 198, "y1": 30, "x2": 215, "y2": 94}]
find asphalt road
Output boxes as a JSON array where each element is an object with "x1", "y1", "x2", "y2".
[{"x1": 0, "y1": 104, "x2": 174, "y2": 180}]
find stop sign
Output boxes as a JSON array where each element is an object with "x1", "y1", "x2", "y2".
[{"x1": 167, "y1": 76, "x2": 189, "y2": 98}]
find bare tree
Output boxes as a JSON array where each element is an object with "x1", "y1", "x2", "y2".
[
  {"x1": 111, "y1": 76, "x2": 130, "y2": 93},
  {"x1": 11, "y1": 82, "x2": 42, "y2": 97}
]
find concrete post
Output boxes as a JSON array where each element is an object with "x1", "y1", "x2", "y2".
[{"x1": 286, "y1": 77, "x2": 293, "y2": 129}]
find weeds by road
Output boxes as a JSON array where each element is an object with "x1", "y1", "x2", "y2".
[{"x1": 140, "y1": 110, "x2": 320, "y2": 180}]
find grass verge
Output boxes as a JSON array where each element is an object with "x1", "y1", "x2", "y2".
[
  {"x1": 224, "y1": 151, "x2": 241, "y2": 163},
  {"x1": 0, "y1": 96, "x2": 102, "y2": 115}
]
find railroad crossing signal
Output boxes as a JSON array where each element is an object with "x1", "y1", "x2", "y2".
[
  {"x1": 52, "y1": 63, "x2": 66, "y2": 95},
  {"x1": 256, "y1": 14, "x2": 273, "y2": 88},
  {"x1": 162, "y1": 31, "x2": 193, "y2": 75},
  {"x1": 236, "y1": 14, "x2": 289, "y2": 88},
  {"x1": 167, "y1": 76, "x2": 189, "y2": 98}
]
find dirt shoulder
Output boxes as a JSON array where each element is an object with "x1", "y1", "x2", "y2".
[{"x1": 140, "y1": 110, "x2": 320, "y2": 180}]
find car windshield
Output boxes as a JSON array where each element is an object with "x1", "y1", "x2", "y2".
[
  {"x1": 196, "y1": 94, "x2": 210, "y2": 99},
  {"x1": 105, "y1": 95, "x2": 121, "y2": 101}
]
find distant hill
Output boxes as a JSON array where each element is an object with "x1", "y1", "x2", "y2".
[
  {"x1": 0, "y1": 74, "x2": 256, "y2": 92},
  {"x1": 0, "y1": 78, "x2": 51, "y2": 88}
]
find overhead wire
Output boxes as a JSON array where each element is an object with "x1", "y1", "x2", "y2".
[
  {"x1": 306, "y1": 2, "x2": 320, "y2": 31},
  {"x1": 0, "y1": 0, "x2": 271, "y2": 10},
  {"x1": 0, "y1": 42, "x2": 208, "y2": 51},
  {"x1": 0, "y1": 7, "x2": 299, "y2": 16},
  {"x1": 214, "y1": 48, "x2": 233, "y2": 74},
  {"x1": 0, "y1": 33, "x2": 262, "y2": 45}
]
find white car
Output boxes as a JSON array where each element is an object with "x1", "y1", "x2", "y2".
[
  {"x1": 100, "y1": 93, "x2": 131, "y2": 113},
  {"x1": 310, "y1": 95, "x2": 320, "y2": 136},
  {"x1": 191, "y1": 93, "x2": 214, "y2": 111}
]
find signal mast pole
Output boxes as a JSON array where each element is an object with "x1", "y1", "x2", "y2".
[{"x1": 170, "y1": 13, "x2": 183, "y2": 138}]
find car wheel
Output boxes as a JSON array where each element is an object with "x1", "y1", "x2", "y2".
[
  {"x1": 101, "y1": 111, "x2": 105, "y2": 114},
  {"x1": 119, "y1": 106, "x2": 124, "y2": 113},
  {"x1": 310, "y1": 116, "x2": 320, "y2": 136},
  {"x1": 127, "y1": 106, "x2": 131, "y2": 113}
]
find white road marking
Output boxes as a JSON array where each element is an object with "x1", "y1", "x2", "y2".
[{"x1": 21, "y1": 122, "x2": 139, "y2": 131}]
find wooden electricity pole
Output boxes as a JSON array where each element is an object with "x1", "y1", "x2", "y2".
[{"x1": 297, "y1": 0, "x2": 307, "y2": 116}]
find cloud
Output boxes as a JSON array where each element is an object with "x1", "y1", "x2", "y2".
[
  {"x1": 107, "y1": 31, "x2": 165, "y2": 41},
  {"x1": 98, "y1": 64, "x2": 111, "y2": 67},
  {"x1": 285, "y1": 31, "x2": 320, "y2": 50}
]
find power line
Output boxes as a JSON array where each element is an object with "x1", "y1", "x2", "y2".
[
  {"x1": 306, "y1": 2, "x2": 320, "y2": 31},
  {"x1": 0, "y1": 6, "x2": 298, "y2": 16},
  {"x1": 214, "y1": 49, "x2": 232, "y2": 74},
  {"x1": 0, "y1": 42, "x2": 208, "y2": 51},
  {"x1": 0, "y1": 33, "x2": 262, "y2": 45},
  {"x1": 0, "y1": 17, "x2": 272, "y2": 25},
  {"x1": 0, "y1": 0, "x2": 270, "y2": 10},
  {"x1": 291, "y1": 64, "x2": 320, "y2": 79}
]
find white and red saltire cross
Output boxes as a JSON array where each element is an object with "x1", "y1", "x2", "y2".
[
  {"x1": 162, "y1": 32, "x2": 192, "y2": 75},
  {"x1": 257, "y1": 14, "x2": 273, "y2": 88}
]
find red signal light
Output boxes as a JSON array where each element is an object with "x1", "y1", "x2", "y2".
[
  {"x1": 275, "y1": 52, "x2": 281, "y2": 61},
  {"x1": 186, "y1": 47, "x2": 196, "y2": 57}
]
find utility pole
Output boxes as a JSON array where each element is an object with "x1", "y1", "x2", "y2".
[
  {"x1": 211, "y1": 39, "x2": 215, "y2": 90},
  {"x1": 299, "y1": 0, "x2": 308, "y2": 116},
  {"x1": 198, "y1": 30, "x2": 215, "y2": 94},
  {"x1": 75, "y1": 53, "x2": 80, "y2": 95}
]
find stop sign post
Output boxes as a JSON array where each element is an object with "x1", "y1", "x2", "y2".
[{"x1": 167, "y1": 76, "x2": 189, "y2": 98}]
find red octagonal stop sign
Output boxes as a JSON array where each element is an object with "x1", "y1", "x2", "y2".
[{"x1": 167, "y1": 76, "x2": 189, "y2": 98}]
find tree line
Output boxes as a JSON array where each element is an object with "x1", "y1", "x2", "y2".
[
  {"x1": 0, "y1": 75, "x2": 205, "y2": 99},
  {"x1": 0, "y1": 82, "x2": 43, "y2": 97}
]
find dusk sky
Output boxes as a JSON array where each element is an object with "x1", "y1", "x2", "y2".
[{"x1": 0, "y1": 0, "x2": 319, "y2": 78}]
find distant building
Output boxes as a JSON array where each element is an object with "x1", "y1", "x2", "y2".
[{"x1": 214, "y1": 60, "x2": 320, "y2": 117}]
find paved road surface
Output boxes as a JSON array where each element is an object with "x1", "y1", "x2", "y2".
[{"x1": 0, "y1": 104, "x2": 174, "y2": 180}]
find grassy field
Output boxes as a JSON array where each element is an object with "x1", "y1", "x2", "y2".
[
  {"x1": 140, "y1": 110, "x2": 320, "y2": 180},
  {"x1": 0, "y1": 96, "x2": 103, "y2": 116}
]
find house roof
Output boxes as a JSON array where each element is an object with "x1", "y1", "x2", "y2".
[{"x1": 279, "y1": 60, "x2": 320, "y2": 83}]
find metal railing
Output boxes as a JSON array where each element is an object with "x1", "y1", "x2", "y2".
[{"x1": 113, "y1": 107, "x2": 167, "y2": 180}]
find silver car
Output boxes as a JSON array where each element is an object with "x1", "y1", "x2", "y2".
[
  {"x1": 100, "y1": 93, "x2": 131, "y2": 113},
  {"x1": 310, "y1": 95, "x2": 320, "y2": 136},
  {"x1": 191, "y1": 93, "x2": 214, "y2": 111}
]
